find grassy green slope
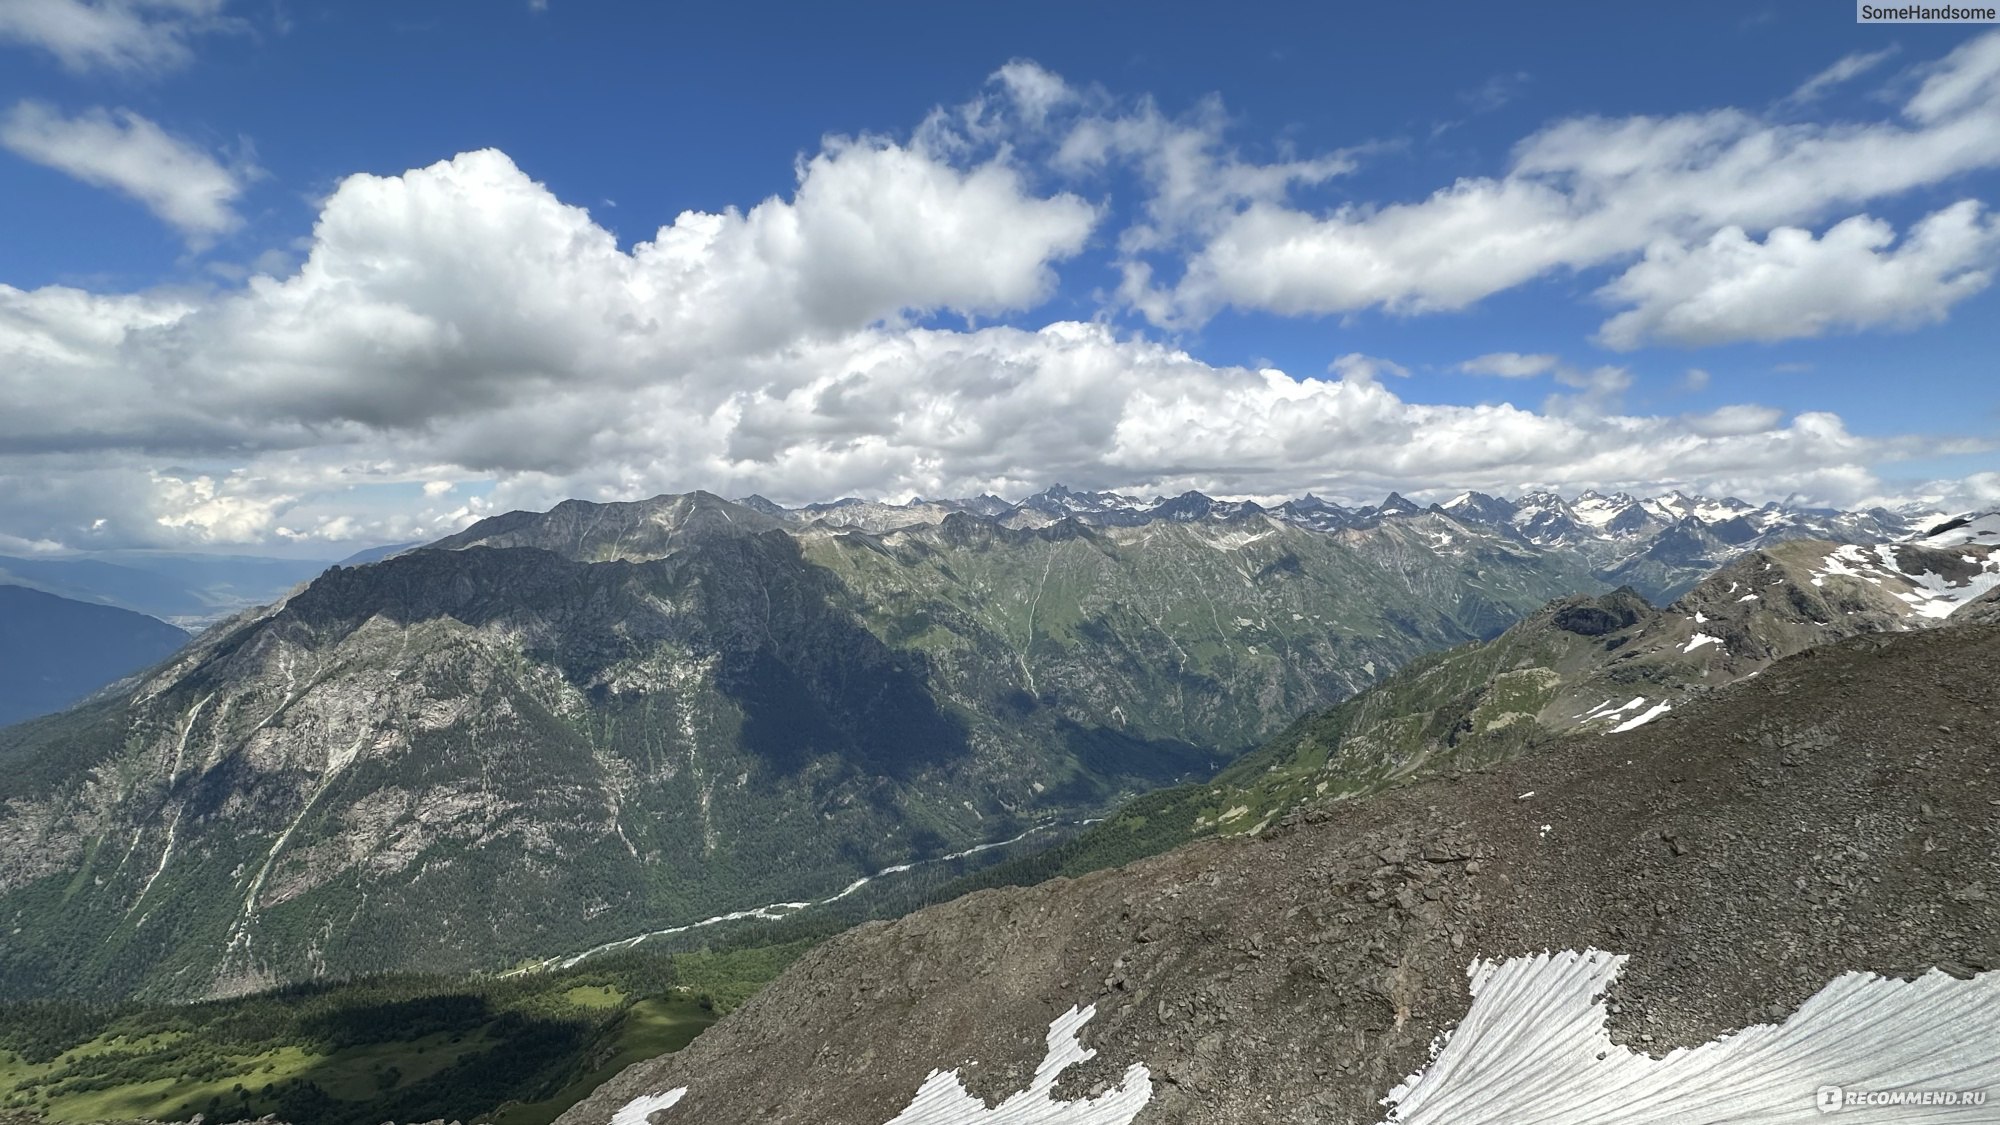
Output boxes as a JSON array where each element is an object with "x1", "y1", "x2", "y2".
[{"x1": 0, "y1": 943, "x2": 811, "y2": 1125}]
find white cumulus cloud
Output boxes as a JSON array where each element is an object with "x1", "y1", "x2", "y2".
[
  {"x1": 1596, "y1": 202, "x2": 2000, "y2": 349},
  {"x1": 1122, "y1": 32, "x2": 2000, "y2": 329},
  {"x1": 1, "y1": 101, "x2": 255, "y2": 243},
  {"x1": 0, "y1": 0, "x2": 231, "y2": 73},
  {"x1": 1459, "y1": 353, "x2": 1561, "y2": 378},
  {"x1": 0, "y1": 53, "x2": 1993, "y2": 551}
]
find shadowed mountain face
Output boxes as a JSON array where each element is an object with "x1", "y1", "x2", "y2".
[
  {"x1": 0, "y1": 585, "x2": 190, "y2": 727},
  {"x1": 0, "y1": 492, "x2": 1605, "y2": 1001},
  {"x1": 560, "y1": 622, "x2": 2000, "y2": 1125}
]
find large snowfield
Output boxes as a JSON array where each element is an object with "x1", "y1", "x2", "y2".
[{"x1": 1379, "y1": 949, "x2": 1999, "y2": 1124}]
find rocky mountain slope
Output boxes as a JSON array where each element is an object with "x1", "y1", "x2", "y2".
[
  {"x1": 1030, "y1": 517, "x2": 2000, "y2": 865},
  {"x1": 0, "y1": 585, "x2": 190, "y2": 727},
  {"x1": 0, "y1": 492, "x2": 1597, "y2": 1002},
  {"x1": 562, "y1": 621, "x2": 2000, "y2": 1125}
]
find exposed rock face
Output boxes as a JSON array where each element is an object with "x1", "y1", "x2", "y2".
[
  {"x1": 0, "y1": 493, "x2": 1597, "y2": 1001},
  {"x1": 561, "y1": 624, "x2": 2000, "y2": 1125},
  {"x1": 1958, "y1": 585, "x2": 2000, "y2": 626}
]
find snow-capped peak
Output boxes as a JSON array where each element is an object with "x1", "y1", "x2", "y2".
[{"x1": 1569, "y1": 491, "x2": 1644, "y2": 530}]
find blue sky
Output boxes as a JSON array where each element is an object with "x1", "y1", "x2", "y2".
[{"x1": 0, "y1": 1, "x2": 1997, "y2": 553}]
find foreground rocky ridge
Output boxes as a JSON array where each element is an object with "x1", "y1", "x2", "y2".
[{"x1": 563, "y1": 622, "x2": 2000, "y2": 1125}]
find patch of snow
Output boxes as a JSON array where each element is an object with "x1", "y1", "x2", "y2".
[
  {"x1": 1377, "y1": 949, "x2": 2000, "y2": 1125},
  {"x1": 1644, "y1": 491, "x2": 1751, "y2": 526},
  {"x1": 1809, "y1": 544, "x2": 1875, "y2": 587},
  {"x1": 1737, "y1": 593, "x2": 1759, "y2": 602},
  {"x1": 883, "y1": 1005, "x2": 1151, "y2": 1125},
  {"x1": 1912, "y1": 511, "x2": 2000, "y2": 549},
  {"x1": 1202, "y1": 529, "x2": 1273, "y2": 552},
  {"x1": 1570, "y1": 492, "x2": 1640, "y2": 530},
  {"x1": 613, "y1": 1089, "x2": 686, "y2": 1125},
  {"x1": 1576, "y1": 699, "x2": 1616, "y2": 720},
  {"x1": 1682, "y1": 633, "x2": 1721, "y2": 654},
  {"x1": 1806, "y1": 541, "x2": 2000, "y2": 618},
  {"x1": 1610, "y1": 701, "x2": 1672, "y2": 733},
  {"x1": 1873, "y1": 543, "x2": 2000, "y2": 619}
]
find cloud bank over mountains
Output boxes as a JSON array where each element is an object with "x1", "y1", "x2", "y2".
[{"x1": 2, "y1": 29, "x2": 1998, "y2": 551}]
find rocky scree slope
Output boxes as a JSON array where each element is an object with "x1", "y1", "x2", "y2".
[
  {"x1": 563, "y1": 622, "x2": 2000, "y2": 1125},
  {"x1": 0, "y1": 491, "x2": 1594, "y2": 1001}
]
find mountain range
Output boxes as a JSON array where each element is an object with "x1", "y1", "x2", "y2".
[
  {"x1": 0, "y1": 488, "x2": 1962, "y2": 1004},
  {"x1": 750, "y1": 484, "x2": 1929, "y2": 604}
]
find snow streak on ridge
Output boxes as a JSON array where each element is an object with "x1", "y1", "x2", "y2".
[
  {"x1": 882, "y1": 1004, "x2": 1152, "y2": 1125},
  {"x1": 634, "y1": 1005, "x2": 1151, "y2": 1125},
  {"x1": 610, "y1": 1088, "x2": 685, "y2": 1125},
  {"x1": 1378, "y1": 949, "x2": 2000, "y2": 1124}
]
